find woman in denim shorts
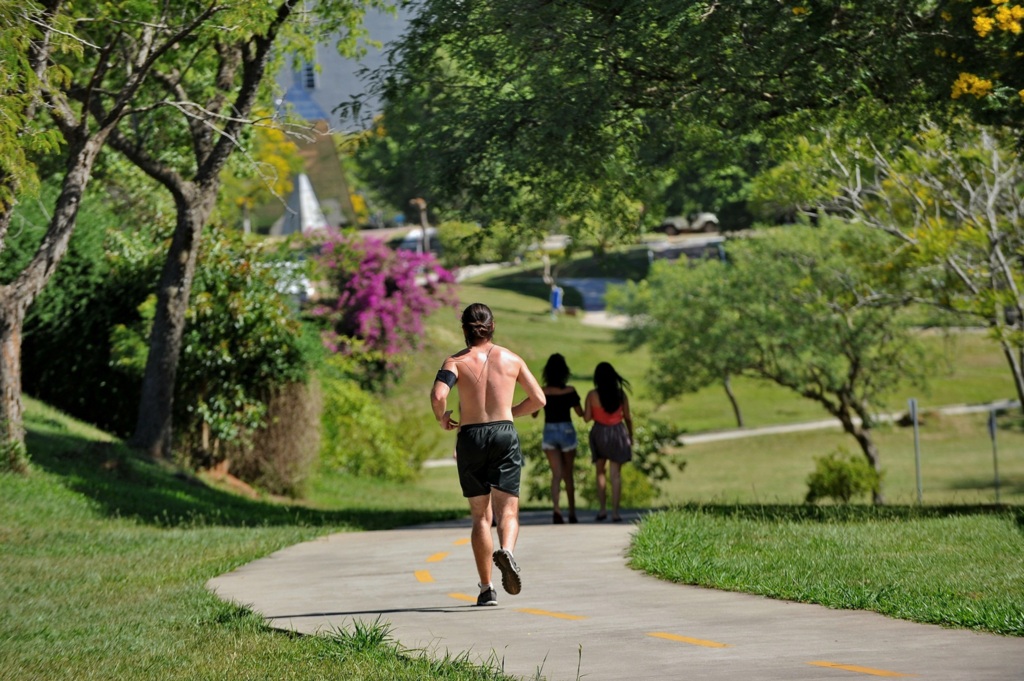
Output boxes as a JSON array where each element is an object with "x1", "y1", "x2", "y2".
[{"x1": 532, "y1": 353, "x2": 584, "y2": 523}]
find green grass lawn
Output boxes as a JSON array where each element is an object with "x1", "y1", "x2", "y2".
[
  {"x1": 3, "y1": 398, "x2": 505, "y2": 681},
  {"x1": 630, "y1": 505, "x2": 1024, "y2": 636},
  {"x1": 656, "y1": 411, "x2": 1024, "y2": 506}
]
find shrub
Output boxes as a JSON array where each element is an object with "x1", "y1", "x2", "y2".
[
  {"x1": 224, "y1": 379, "x2": 322, "y2": 497},
  {"x1": 318, "y1": 356, "x2": 427, "y2": 482},
  {"x1": 15, "y1": 189, "x2": 162, "y2": 436},
  {"x1": 107, "y1": 228, "x2": 317, "y2": 469},
  {"x1": 308, "y1": 233, "x2": 457, "y2": 387},
  {"x1": 313, "y1": 234, "x2": 456, "y2": 355},
  {"x1": 805, "y1": 447, "x2": 882, "y2": 504},
  {"x1": 175, "y1": 229, "x2": 314, "y2": 449},
  {"x1": 436, "y1": 220, "x2": 492, "y2": 269},
  {"x1": 435, "y1": 220, "x2": 526, "y2": 268}
]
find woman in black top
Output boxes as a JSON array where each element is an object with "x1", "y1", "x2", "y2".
[{"x1": 533, "y1": 353, "x2": 584, "y2": 523}]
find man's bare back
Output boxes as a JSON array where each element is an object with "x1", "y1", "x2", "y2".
[{"x1": 432, "y1": 342, "x2": 545, "y2": 428}]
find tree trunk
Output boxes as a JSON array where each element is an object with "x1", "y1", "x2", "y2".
[
  {"x1": 0, "y1": 134, "x2": 106, "y2": 461},
  {"x1": 996, "y1": 337, "x2": 1024, "y2": 415},
  {"x1": 833, "y1": 407, "x2": 885, "y2": 504},
  {"x1": 854, "y1": 428, "x2": 885, "y2": 505},
  {"x1": 0, "y1": 299, "x2": 26, "y2": 448},
  {"x1": 128, "y1": 186, "x2": 215, "y2": 459},
  {"x1": 723, "y1": 374, "x2": 744, "y2": 428}
]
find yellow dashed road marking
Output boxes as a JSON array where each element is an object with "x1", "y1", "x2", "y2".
[
  {"x1": 414, "y1": 570, "x2": 434, "y2": 583},
  {"x1": 426, "y1": 552, "x2": 449, "y2": 563},
  {"x1": 807, "y1": 661, "x2": 916, "y2": 677},
  {"x1": 454, "y1": 538, "x2": 470, "y2": 546},
  {"x1": 444, "y1": 595, "x2": 585, "y2": 620},
  {"x1": 516, "y1": 608, "x2": 587, "y2": 621},
  {"x1": 647, "y1": 632, "x2": 730, "y2": 648}
]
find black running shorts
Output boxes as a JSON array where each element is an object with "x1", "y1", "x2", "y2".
[{"x1": 455, "y1": 421, "x2": 523, "y2": 498}]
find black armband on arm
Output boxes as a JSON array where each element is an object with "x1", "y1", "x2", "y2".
[{"x1": 435, "y1": 369, "x2": 456, "y2": 388}]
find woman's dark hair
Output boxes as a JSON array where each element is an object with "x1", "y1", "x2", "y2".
[
  {"x1": 461, "y1": 302, "x2": 494, "y2": 346},
  {"x1": 593, "y1": 361, "x2": 630, "y2": 412},
  {"x1": 542, "y1": 353, "x2": 571, "y2": 388}
]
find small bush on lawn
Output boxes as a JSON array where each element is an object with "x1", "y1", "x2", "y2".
[{"x1": 805, "y1": 446, "x2": 881, "y2": 504}]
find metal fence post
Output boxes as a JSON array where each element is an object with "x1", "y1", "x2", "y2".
[
  {"x1": 910, "y1": 398, "x2": 922, "y2": 505},
  {"x1": 988, "y1": 409, "x2": 1001, "y2": 504}
]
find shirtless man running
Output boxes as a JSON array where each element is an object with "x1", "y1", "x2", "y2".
[{"x1": 431, "y1": 303, "x2": 546, "y2": 606}]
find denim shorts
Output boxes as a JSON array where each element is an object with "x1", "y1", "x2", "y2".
[{"x1": 542, "y1": 421, "x2": 578, "y2": 452}]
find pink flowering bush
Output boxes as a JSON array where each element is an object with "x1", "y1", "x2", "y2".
[{"x1": 310, "y1": 234, "x2": 457, "y2": 379}]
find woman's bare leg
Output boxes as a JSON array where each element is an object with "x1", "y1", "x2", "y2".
[
  {"x1": 544, "y1": 448, "x2": 562, "y2": 514},
  {"x1": 610, "y1": 461, "x2": 623, "y2": 520},
  {"x1": 595, "y1": 458, "x2": 607, "y2": 516},
  {"x1": 562, "y1": 449, "x2": 577, "y2": 518}
]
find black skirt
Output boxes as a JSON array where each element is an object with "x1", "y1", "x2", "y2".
[{"x1": 589, "y1": 422, "x2": 632, "y2": 463}]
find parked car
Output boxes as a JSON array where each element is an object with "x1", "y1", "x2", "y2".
[
  {"x1": 657, "y1": 212, "x2": 719, "y2": 235},
  {"x1": 392, "y1": 226, "x2": 442, "y2": 255}
]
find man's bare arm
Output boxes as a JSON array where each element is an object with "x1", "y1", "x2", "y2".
[
  {"x1": 431, "y1": 359, "x2": 459, "y2": 430},
  {"x1": 510, "y1": 359, "x2": 546, "y2": 418}
]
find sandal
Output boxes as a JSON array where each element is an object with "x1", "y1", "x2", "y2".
[
  {"x1": 553, "y1": 510, "x2": 564, "y2": 524},
  {"x1": 595, "y1": 513, "x2": 607, "y2": 522}
]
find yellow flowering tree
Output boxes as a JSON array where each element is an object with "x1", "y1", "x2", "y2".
[
  {"x1": 217, "y1": 117, "x2": 304, "y2": 233},
  {"x1": 939, "y1": 0, "x2": 1024, "y2": 123}
]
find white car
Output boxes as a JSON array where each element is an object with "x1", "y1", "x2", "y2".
[{"x1": 657, "y1": 212, "x2": 719, "y2": 235}]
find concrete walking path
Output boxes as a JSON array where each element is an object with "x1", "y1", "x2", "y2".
[{"x1": 207, "y1": 510, "x2": 1023, "y2": 681}]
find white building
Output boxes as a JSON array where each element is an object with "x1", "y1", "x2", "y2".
[{"x1": 276, "y1": 7, "x2": 410, "y2": 132}]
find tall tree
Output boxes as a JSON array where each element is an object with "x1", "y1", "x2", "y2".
[
  {"x1": 0, "y1": 0, "x2": 210, "y2": 465},
  {"x1": 76, "y1": 0, "x2": 382, "y2": 459},
  {"x1": 824, "y1": 121, "x2": 1024, "y2": 410},
  {"x1": 610, "y1": 255, "x2": 748, "y2": 428},
  {"x1": 617, "y1": 225, "x2": 924, "y2": 504},
  {"x1": 363, "y1": 1, "x2": 948, "y2": 224}
]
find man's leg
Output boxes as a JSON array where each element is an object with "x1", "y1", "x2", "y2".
[
  {"x1": 490, "y1": 488, "x2": 522, "y2": 595},
  {"x1": 467, "y1": 495, "x2": 494, "y2": 587},
  {"x1": 491, "y1": 487, "x2": 519, "y2": 551}
]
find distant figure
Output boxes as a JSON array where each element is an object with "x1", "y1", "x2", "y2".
[
  {"x1": 549, "y1": 284, "x2": 564, "y2": 317},
  {"x1": 532, "y1": 353, "x2": 584, "y2": 524},
  {"x1": 430, "y1": 303, "x2": 546, "y2": 606},
  {"x1": 583, "y1": 362, "x2": 633, "y2": 522}
]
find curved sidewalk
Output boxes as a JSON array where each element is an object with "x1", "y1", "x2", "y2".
[{"x1": 207, "y1": 510, "x2": 1023, "y2": 681}]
